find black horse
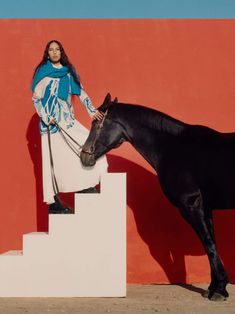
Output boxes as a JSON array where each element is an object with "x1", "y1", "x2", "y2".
[{"x1": 80, "y1": 93, "x2": 235, "y2": 301}]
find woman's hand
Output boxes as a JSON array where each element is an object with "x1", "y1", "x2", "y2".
[
  {"x1": 49, "y1": 118, "x2": 56, "y2": 125},
  {"x1": 93, "y1": 110, "x2": 104, "y2": 121}
]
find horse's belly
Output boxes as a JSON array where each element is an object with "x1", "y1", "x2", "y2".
[{"x1": 202, "y1": 179, "x2": 235, "y2": 209}]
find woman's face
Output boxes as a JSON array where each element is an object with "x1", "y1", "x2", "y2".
[{"x1": 48, "y1": 42, "x2": 61, "y2": 64}]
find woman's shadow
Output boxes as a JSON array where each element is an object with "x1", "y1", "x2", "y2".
[
  {"x1": 26, "y1": 114, "x2": 48, "y2": 231},
  {"x1": 26, "y1": 115, "x2": 235, "y2": 292},
  {"x1": 26, "y1": 114, "x2": 74, "y2": 231}
]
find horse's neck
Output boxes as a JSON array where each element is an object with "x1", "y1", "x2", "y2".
[
  {"x1": 115, "y1": 103, "x2": 185, "y2": 134},
  {"x1": 129, "y1": 125, "x2": 163, "y2": 170},
  {"x1": 115, "y1": 105, "x2": 180, "y2": 170}
]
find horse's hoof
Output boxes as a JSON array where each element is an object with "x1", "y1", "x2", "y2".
[{"x1": 209, "y1": 292, "x2": 227, "y2": 301}]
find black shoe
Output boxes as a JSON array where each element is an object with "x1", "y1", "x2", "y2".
[
  {"x1": 49, "y1": 195, "x2": 73, "y2": 214},
  {"x1": 77, "y1": 186, "x2": 98, "y2": 193},
  {"x1": 48, "y1": 203, "x2": 72, "y2": 214}
]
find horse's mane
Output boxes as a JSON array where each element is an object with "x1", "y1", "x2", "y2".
[{"x1": 112, "y1": 103, "x2": 187, "y2": 136}]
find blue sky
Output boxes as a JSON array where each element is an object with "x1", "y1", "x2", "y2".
[{"x1": 1, "y1": 0, "x2": 235, "y2": 18}]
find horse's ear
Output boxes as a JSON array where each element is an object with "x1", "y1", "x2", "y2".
[
  {"x1": 113, "y1": 97, "x2": 118, "y2": 104},
  {"x1": 105, "y1": 93, "x2": 111, "y2": 103},
  {"x1": 99, "y1": 93, "x2": 112, "y2": 112}
]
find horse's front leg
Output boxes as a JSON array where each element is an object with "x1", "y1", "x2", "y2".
[{"x1": 178, "y1": 191, "x2": 229, "y2": 301}]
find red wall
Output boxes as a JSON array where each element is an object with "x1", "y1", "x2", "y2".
[{"x1": 0, "y1": 19, "x2": 235, "y2": 284}]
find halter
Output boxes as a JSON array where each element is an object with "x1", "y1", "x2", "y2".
[
  {"x1": 81, "y1": 108, "x2": 131, "y2": 157},
  {"x1": 81, "y1": 110, "x2": 108, "y2": 156}
]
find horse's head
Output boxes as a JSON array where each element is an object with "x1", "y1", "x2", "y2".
[{"x1": 81, "y1": 93, "x2": 126, "y2": 167}]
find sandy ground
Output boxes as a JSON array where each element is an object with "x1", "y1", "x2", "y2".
[{"x1": 0, "y1": 284, "x2": 235, "y2": 314}]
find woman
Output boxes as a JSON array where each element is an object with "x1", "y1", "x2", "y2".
[{"x1": 32, "y1": 40, "x2": 108, "y2": 214}]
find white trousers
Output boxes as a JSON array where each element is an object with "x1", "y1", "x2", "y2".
[{"x1": 41, "y1": 120, "x2": 108, "y2": 204}]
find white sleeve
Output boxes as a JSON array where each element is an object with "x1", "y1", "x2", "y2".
[
  {"x1": 79, "y1": 86, "x2": 97, "y2": 117},
  {"x1": 32, "y1": 79, "x2": 53, "y2": 125}
]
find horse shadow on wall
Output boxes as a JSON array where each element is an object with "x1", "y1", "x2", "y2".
[
  {"x1": 26, "y1": 114, "x2": 235, "y2": 284},
  {"x1": 108, "y1": 154, "x2": 235, "y2": 284}
]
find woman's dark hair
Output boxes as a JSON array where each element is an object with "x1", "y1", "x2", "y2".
[{"x1": 33, "y1": 40, "x2": 80, "y2": 86}]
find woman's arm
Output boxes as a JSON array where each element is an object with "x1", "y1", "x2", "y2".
[
  {"x1": 32, "y1": 80, "x2": 54, "y2": 125},
  {"x1": 79, "y1": 87, "x2": 104, "y2": 121}
]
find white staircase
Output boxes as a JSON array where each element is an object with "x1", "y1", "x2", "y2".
[{"x1": 0, "y1": 173, "x2": 126, "y2": 297}]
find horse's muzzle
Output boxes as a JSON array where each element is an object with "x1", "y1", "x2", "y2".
[{"x1": 80, "y1": 150, "x2": 96, "y2": 167}]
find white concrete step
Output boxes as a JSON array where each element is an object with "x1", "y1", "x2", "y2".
[
  {"x1": 1, "y1": 250, "x2": 23, "y2": 256},
  {"x1": 0, "y1": 173, "x2": 126, "y2": 297}
]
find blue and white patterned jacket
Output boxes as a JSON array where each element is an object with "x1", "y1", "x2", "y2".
[{"x1": 32, "y1": 74, "x2": 96, "y2": 135}]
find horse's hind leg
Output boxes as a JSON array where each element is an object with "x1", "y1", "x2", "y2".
[
  {"x1": 178, "y1": 190, "x2": 229, "y2": 301},
  {"x1": 202, "y1": 210, "x2": 229, "y2": 299},
  {"x1": 202, "y1": 210, "x2": 217, "y2": 297}
]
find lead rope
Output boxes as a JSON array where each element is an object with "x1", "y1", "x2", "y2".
[
  {"x1": 54, "y1": 122, "x2": 82, "y2": 158},
  {"x1": 47, "y1": 121, "x2": 83, "y2": 198},
  {"x1": 47, "y1": 126, "x2": 60, "y2": 196}
]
